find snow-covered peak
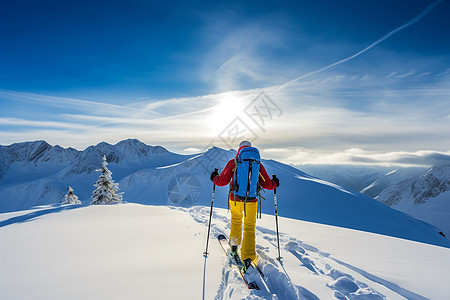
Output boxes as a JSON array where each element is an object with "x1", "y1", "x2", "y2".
[
  {"x1": 376, "y1": 164, "x2": 450, "y2": 236},
  {"x1": 0, "y1": 139, "x2": 188, "y2": 188},
  {"x1": 182, "y1": 146, "x2": 236, "y2": 174},
  {"x1": 378, "y1": 165, "x2": 450, "y2": 206},
  {"x1": 2, "y1": 140, "x2": 60, "y2": 162},
  {"x1": 114, "y1": 138, "x2": 168, "y2": 156},
  {"x1": 0, "y1": 140, "x2": 79, "y2": 180},
  {"x1": 81, "y1": 139, "x2": 168, "y2": 163},
  {"x1": 203, "y1": 146, "x2": 236, "y2": 157},
  {"x1": 67, "y1": 139, "x2": 177, "y2": 175}
]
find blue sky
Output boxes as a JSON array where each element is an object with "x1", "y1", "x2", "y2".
[{"x1": 1, "y1": 0, "x2": 449, "y2": 166}]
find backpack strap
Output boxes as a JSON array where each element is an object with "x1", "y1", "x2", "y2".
[
  {"x1": 257, "y1": 188, "x2": 265, "y2": 219},
  {"x1": 243, "y1": 159, "x2": 254, "y2": 217},
  {"x1": 259, "y1": 172, "x2": 265, "y2": 182},
  {"x1": 233, "y1": 158, "x2": 238, "y2": 206}
]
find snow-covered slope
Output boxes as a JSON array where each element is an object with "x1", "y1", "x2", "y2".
[
  {"x1": 119, "y1": 147, "x2": 449, "y2": 248},
  {"x1": 1, "y1": 203, "x2": 449, "y2": 300},
  {"x1": 377, "y1": 165, "x2": 450, "y2": 236},
  {"x1": 0, "y1": 141, "x2": 448, "y2": 248}
]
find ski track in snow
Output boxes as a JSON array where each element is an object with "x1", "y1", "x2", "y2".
[
  {"x1": 1, "y1": 203, "x2": 440, "y2": 299},
  {"x1": 282, "y1": 240, "x2": 385, "y2": 300},
  {"x1": 178, "y1": 206, "x2": 420, "y2": 300}
]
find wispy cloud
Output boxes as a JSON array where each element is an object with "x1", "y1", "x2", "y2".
[
  {"x1": 395, "y1": 70, "x2": 417, "y2": 79},
  {"x1": 272, "y1": 0, "x2": 444, "y2": 91},
  {"x1": 415, "y1": 72, "x2": 432, "y2": 78},
  {"x1": 0, "y1": 88, "x2": 263, "y2": 150},
  {"x1": 0, "y1": 0, "x2": 448, "y2": 164},
  {"x1": 0, "y1": 117, "x2": 91, "y2": 130},
  {"x1": 199, "y1": 19, "x2": 294, "y2": 93},
  {"x1": 0, "y1": 90, "x2": 147, "y2": 117},
  {"x1": 1, "y1": 66, "x2": 449, "y2": 161}
]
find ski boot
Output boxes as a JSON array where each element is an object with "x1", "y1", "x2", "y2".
[{"x1": 242, "y1": 258, "x2": 252, "y2": 274}]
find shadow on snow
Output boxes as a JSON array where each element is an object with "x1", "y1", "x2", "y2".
[{"x1": 0, "y1": 204, "x2": 84, "y2": 228}]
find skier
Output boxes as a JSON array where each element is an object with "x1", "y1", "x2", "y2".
[{"x1": 210, "y1": 141, "x2": 279, "y2": 269}]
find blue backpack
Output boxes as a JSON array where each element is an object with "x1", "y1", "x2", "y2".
[{"x1": 233, "y1": 147, "x2": 261, "y2": 201}]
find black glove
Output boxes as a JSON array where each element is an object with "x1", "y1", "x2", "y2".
[
  {"x1": 210, "y1": 169, "x2": 219, "y2": 181},
  {"x1": 272, "y1": 175, "x2": 279, "y2": 187}
]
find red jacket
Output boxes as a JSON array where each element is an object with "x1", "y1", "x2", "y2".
[{"x1": 213, "y1": 146, "x2": 277, "y2": 202}]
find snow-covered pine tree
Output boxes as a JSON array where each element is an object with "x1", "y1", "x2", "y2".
[
  {"x1": 91, "y1": 155, "x2": 123, "y2": 205},
  {"x1": 62, "y1": 186, "x2": 81, "y2": 204}
]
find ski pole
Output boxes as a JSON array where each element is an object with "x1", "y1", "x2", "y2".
[
  {"x1": 273, "y1": 175, "x2": 282, "y2": 261},
  {"x1": 203, "y1": 168, "x2": 218, "y2": 257}
]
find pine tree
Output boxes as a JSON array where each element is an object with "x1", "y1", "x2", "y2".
[
  {"x1": 62, "y1": 186, "x2": 81, "y2": 204},
  {"x1": 91, "y1": 155, "x2": 123, "y2": 205}
]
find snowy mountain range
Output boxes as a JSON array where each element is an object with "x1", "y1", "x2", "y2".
[
  {"x1": 2, "y1": 139, "x2": 450, "y2": 299},
  {"x1": 0, "y1": 139, "x2": 448, "y2": 248},
  {"x1": 377, "y1": 165, "x2": 450, "y2": 206},
  {"x1": 376, "y1": 164, "x2": 450, "y2": 236},
  {"x1": 299, "y1": 165, "x2": 425, "y2": 198},
  {"x1": 0, "y1": 139, "x2": 188, "y2": 212},
  {"x1": 359, "y1": 167, "x2": 426, "y2": 199},
  {"x1": 301, "y1": 163, "x2": 450, "y2": 237}
]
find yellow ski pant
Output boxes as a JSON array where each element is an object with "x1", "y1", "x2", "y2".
[{"x1": 229, "y1": 200, "x2": 257, "y2": 262}]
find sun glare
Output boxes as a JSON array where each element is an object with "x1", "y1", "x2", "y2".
[{"x1": 207, "y1": 94, "x2": 246, "y2": 136}]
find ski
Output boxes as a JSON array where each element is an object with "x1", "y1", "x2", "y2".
[
  {"x1": 249, "y1": 259, "x2": 271, "y2": 293},
  {"x1": 217, "y1": 234, "x2": 260, "y2": 290}
]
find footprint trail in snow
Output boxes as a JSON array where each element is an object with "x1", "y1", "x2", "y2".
[{"x1": 183, "y1": 206, "x2": 417, "y2": 300}]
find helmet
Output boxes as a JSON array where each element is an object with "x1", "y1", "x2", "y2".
[{"x1": 239, "y1": 141, "x2": 252, "y2": 148}]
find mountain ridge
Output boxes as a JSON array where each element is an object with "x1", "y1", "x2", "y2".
[
  {"x1": 376, "y1": 164, "x2": 450, "y2": 236},
  {"x1": 0, "y1": 139, "x2": 448, "y2": 248}
]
